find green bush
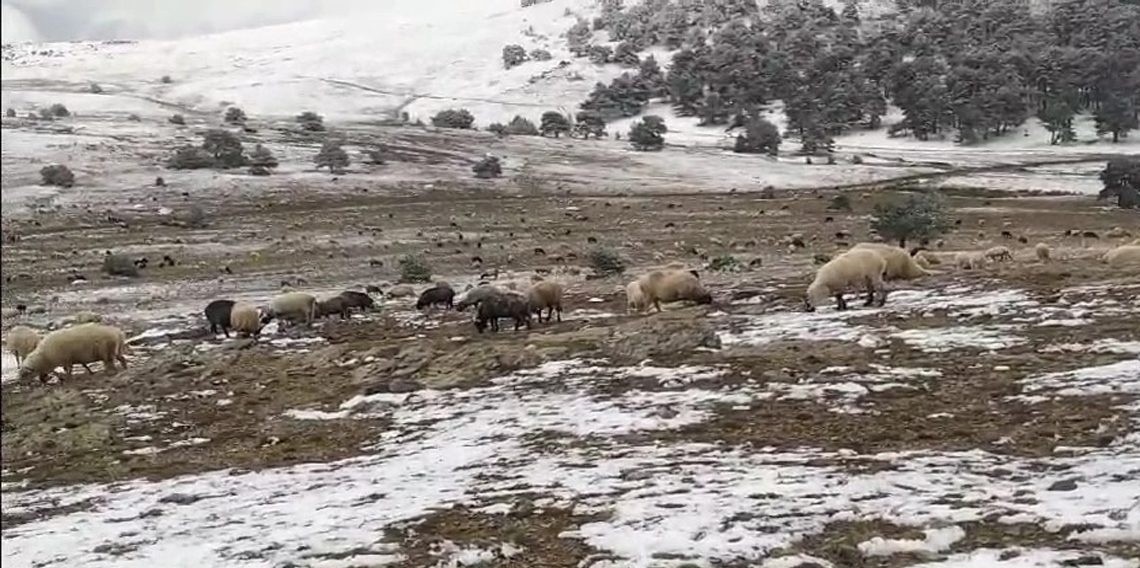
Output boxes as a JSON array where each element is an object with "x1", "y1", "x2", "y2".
[
  {"x1": 40, "y1": 164, "x2": 75, "y2": 187},
  {"x1": 588, "y1": 248, "x2": 625, "y2": 275},
  {"x1": 398, "y1": 255, "x2": 432, "y2": 283}
]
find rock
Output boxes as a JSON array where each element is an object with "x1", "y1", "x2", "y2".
[
  {"x1": 158, "y1": 492, "x2": 204, "y2": 505},
  {"x1": 1060, "y1": 555, "x2": 1104, "y2": 566},
  {"x1": 388, "y1": 378, "x2": 424, "y2": 393},
  {"x1": 1047, "y1": 477, "x2": 1080, "y2": 491}
]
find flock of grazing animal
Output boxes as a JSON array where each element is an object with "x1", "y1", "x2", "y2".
[{"x1": 3, "y1": 237, "x2": 1138, "y2": 386}]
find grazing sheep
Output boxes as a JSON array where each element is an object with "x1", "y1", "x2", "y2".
[
  {"x1": 914, "y1": 250, "x2": 945, "y2": 267},
  {"x1": 416, "y1": 284, "x2": 456, "y2": 310},
  {"x1": 338, "y1": 291, "x2": 376, "y2": 312},
  {"x1": 102, "y1": 253, "x2": 139, "y2": 277},
  {"x1": 984, "y1": 245, "x2": 1014, "y2": 262},
  {"x1": 72, "y1": 310, "x2": 103, "y2": 324},
  {"x1": 317, "y1": 296, "x2": 350, "y2": 320},
  {"x1": 475, "y1": 292, "x2": 532, "y2": 333},
  {"x1": 956, "y1": 251, "x2": 987, "y2": 270},
  {"x1": 625, "y1": 280, "x2": 650, "y2": 314},
  {"x1": 852, "y1": 242, "x2": 929, "y2": 280},
  {"x1": 1102, "y1": 244, "x2": 1140, "y2": 267},
  {"x1": 18, "y1": 323, "x2": 128, "y2": 384},
  {"x1": 636, "y1": 269, "x2": 714, "y2": 313},
  {"x1": 526, "y1": 280, "x2": 564, "y2": 323},
  {"x1": 804, "y1": 248, "x2": 888, "y2": 311},
  {"x1": 263, "y1": 292, "x2": 318, "y2": 327},
  {"x1": 1034, "y1": 242, "x2": 1051, "y2": 262},
  {"x1": 204, "y1": 299, "x2": 236, "y2": 337},
  {"x1": 387, "y1": 285, "x2": 415, "y2": 298},
  {"x1": 455, "y1": 285, "x2": 505, "y2": 312},
  {"x1": 1106, "y1": 226, "x2": 1132, "y2": 239},
  {"x1": 230, "y1": 303, "x2": 262, "y2": 337},
  {"x1": 1001, "y1": 230, "x2": 1014, "y2": 239},
  {"x1": 5, "y1": 325, "x2": 41, "y2": 367}
]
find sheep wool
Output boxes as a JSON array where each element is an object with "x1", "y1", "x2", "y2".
[
  {"x1": 19, "y1": 323, "x2": 128, "y2": 383},
  {"x1": 625, "y1": 280, "x2": 650, "y2": 314},
  {"x1": 1102, "y1": 244, "x2": 1140, "y2": 267},
  {"x1": 230, "y1": 303, "x2": 262, "y2": 337},
  {"x1": 269, "y1": 292, "x2": 318, "y2": 327},
  {"x1": 72, "y1": 311, "x2": 103, "y2": 324},
  {"x1": 852, "y1": 242, "x2": 929, "y2": 280},
  {"x1": 5, "y1": 325, "x2": 41, "y2": 366},
  {"x1": 956, "y1": 251, "x2": 987, "y2": 270},
  {"x1": 1034, "y1": 243, "x2": 1051, "y2": 262},
  {"x1": 636, "y1": 269, "x2": 713, "y2": 313},
  {"x1": 526, "y1": 280, "x2": 564, "y2": 323},
  {"x1": 984, "y1": 246, "x2": 1014, "y2": 262},
  {"x1": 805, "y1": 248, "x2": 888, "y2": 311}
]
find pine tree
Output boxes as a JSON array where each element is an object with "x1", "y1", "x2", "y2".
[
  {"x1": 502, "y1": 44, "x2": 529, "y2": 69},
  {"x1": 628, "y1": 115, "x2": 667, "y2": 151},
  {"x1": 315, "y1": 140, "x2": 350, "y2": 174},
  {"x1": 201, "y1": 129, "x2": 247, "y2": 168},
  {"x1": 248, "y1": 144, "x2": 279, "y2": 169},
  {"x1": 540, "y1": 111, "x2": 572, "y2": 137},
  {"x1": 224, "y1": 106, "x2": 247, "y2": 124},
  {"x1": 505, "y1": 115, "x2": 539, "y2": 135},
  {"x1": 733, "y1": 117, "x2": 781, "y2": 156},
  {"x1": 1099, "y1": 157, "x2": 1140, "y2": 209},
  {"x1": 1095, "y1": 96, "x2": 1138, "y2": 143},
  {"x1": 574, "y1": 110, "x2": 607, "y2": 139},
  {"x1": 296, "y1": 111, "x2": 325, "y2": 132}
]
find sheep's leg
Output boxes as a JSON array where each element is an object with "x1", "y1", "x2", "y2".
[
  {"x1": 653, "y1": 300, "x2": 662, "y2": 313},
  {"x1": 104, "y1": 357, "x2": 118, "y2": 375},
  {"x1": 876, "y1": 287, "x2": 889, "y2": 307},
  {"x1": 835, "y1": 293, "x2": 848, "y2": 311},
  {"x1": 222, "y1": 325, "x2": 231, "y2": 338},
  {"x1": 117, "y1": 352, "x2": 128, "y2": 369},
  {"x1": 82, "y1": 363, "x2": 95, "y2": 374},
  {"x1": 210, "y1": 322, "x2": 219, "y2": 335},
  {"x1": 555, "y1": 305, "x2": 562, "y2": 323}
]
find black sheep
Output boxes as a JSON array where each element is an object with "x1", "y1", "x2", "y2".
[
  {"x1": 475, "y1": 293, "x2": 531, "y2": 333},
  {"x1": 204, "y1": 299, "x2": 236, "y2": 337},
  {"x1": 338, "y1": 290, "x2": 376, "y2": 312},
  {"x1": 416, "y1": 285, "x2": 455, "y2": 310}
]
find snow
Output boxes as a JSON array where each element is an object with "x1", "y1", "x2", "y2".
[{"x1": 858, "y1": 525, "x2": 965, "y2": 557}]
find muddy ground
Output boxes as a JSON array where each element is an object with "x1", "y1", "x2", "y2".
[{"x1": 3, "y1": 131, "x2": 1140, "y2": 566}]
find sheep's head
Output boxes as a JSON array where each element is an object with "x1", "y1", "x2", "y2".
[
  {"x1": 694, "y1": 290, "x2": 713, "y2": 305},
  {"x1": 18, "y1": 351, "x2": 47, "y2": 382},
  {"x1": 802, "y1": 295, "x2": 816, "y2": 312}
]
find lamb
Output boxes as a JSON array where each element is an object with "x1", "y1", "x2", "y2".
[
  {"x1": 1034, "y1": 242, "x2": 1051, "y2": 262},
  {"x1": 72, "y1": 311, "x2": 103, "y2": 324},
  {"x1": 956, "y1": 251, "x2": 987, "y2": 270},
  {"x1": 263, "y1": 291, "x2": 317, "y2": 327},
  {"x1": 852, "y1": 242, "x2": 929, "y2": 280},
  {"x1": 204, "y1": 299, "x2": 236, "y2": 337},
  {"x1": 984, "y1": 245, "x2": 1014, "y2": 262},
  {"x1": 416, "y1": 284, "x2": 456, "y2": 310},
  {"x1": 229, "y1": 302, "x2": 262, "y2": 337},
  {"x1": 804, "y1": 248, "x2": 888, "y2": 312},
  {"x1": 338, "y1": 291, "x2": 375, "y2": 312},
  {"x1": 635, "y1": 269, "x2": 714, "y2": 313},
  {"x1": 1102, "y1": 244, "x2": 1140, "y2": 267},
  {"x1": 5, "y1": 325, "x2": 41, "y2": 367},
  {"x1": 625, "y1": 280, "x2": 650, "y2": 314},
  {"x1": 317, "y1": 296, "x2": 350, "y2": 320},
  {"x1": 475, "y1": 292, "x2": 532, "y2": 333},
  {"x1": 526, "y1": 280, "x2": 564, "y2": 323},
  {"x1": 18, "y1": 323, "x2": 128, "y2": 384}
]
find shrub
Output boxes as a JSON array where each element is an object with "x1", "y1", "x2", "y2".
[
  {"x1": 628, "y1": 115, "x2": 666, "y2": 151},
  {"x1": 49, "y1": 103, "x2": 70, "y2": 117},
  {"x1": 431, "y1": 108, "x2": 475, "y2": 129},
  {"x1": 505, "y1": 115, "x2": 539, "y2": 135},
  {"x1": 364, "y1": 147, "x2": 387, "y2": 165},
  {"x1": 574, "y1": 110, "x2": 607, "y2": 139},
  {"x1": 503, "y1": 44, "x2": 529, "y2": 69},
  {"x1": 167, "y1": 145, "x2": 216, "y2": 170},
  {"x1": 588, "y1": 248, "x2": 625, "y2": 276},
  {"x1": 1099, "y1": 157, "x2": 1140, "y2": 209},
  {"x1": 248, "y1": 144, "x2": 279, "y2": 170},
  {"x1": 521, "y1": 0, "x2": 552, "y2": 6},
  {"x1": 708, "y1": 254, "x2": 742, "y2": 272},
  {"x1": 88, "y1": 83, "x2": 103, "y2": 94},
  {"x1": 733, "y1": 117, "x2": 781, "y2": 156},
  {"x1": 398, "y1": 254, "x2": 432, "y2": 283},
  {"x1": 296, "y1": 111, "x2": 325, "y2": 131},
  {"x1": 5, "y1": 108, "x2": 15, "y2": 118},
  {"x1": 588, "y1": 45, "x2": 613, "y2": 65},
  {"x1": 530, "y1": 48, "x2": 553, "y2": 61},
  {"x1": 315, "y1": 140, "x2": 350, "y2": 174},
  {"x1": 40, "y1": 164, "x2": 75, "y2": 187},
  {"x1": 37, "y1": 108, "x2": 54, "y2": 120},
  {"x1": 202, "y1": 129, "x2": 247, "y2": 168},
  {"x1": 827, "y1": 194, "x2": 852, "y2": 211},
  {"x1": 539, "y1": 111, "x2": 572, "y2": 137},
  {"x1": 487, "y1": 122, "x2": 507, "y2": 136},
  {"x1": 223, "y1": 106, "x2": 247, "y2": 124},
  {"x1": 160, "y1": 75, "x2": 173, "y2": 84},
  {"x1": 613, "y1": 41, "x2": 640, "y2": 67},
  {"x1": 168, "y1": 114, "x2": 185, "y2": 125},
  {"x1": 870, "y1": 192, "x2": 952, "y2": 248},
  {"x1": 473, "y1": 155, "x2": 503, "y2": 178},
  {"x1": 128, "y1": 113, "x2": 141, "y2": 122}
]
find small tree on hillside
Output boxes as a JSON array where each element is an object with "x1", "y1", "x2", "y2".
[
  {"x1": 505, "y1": 115, "x2": 539, "y2": 135},
  {"x1": 870, "y1": 192, "x2": 952, "y2": 248},
  {"x1": 202, "y1": 129, "x2": 247, "y2": 168},
  {"x1": 1094, "y1": 97, "x2": 1139, "y2": 143},
  {"x1": 1098, "y1": 157, "x2": 1140, "y2": 209},
  {"x1": 167, "y1": 145, "x2": 215, "y2": 169},
  {"x1": 40, "y1": 164, "x2": 75, "y2": 187},
  {"x1": 296, "y1": 111, "x2": 325, "y2": 132},
  {"x1": 5, "y1": 108, "x2": 16, "y2": 118},
  {"x1": 431, "y1": 108, "x2": 475, "y2": 129},
  {"x1": 502, "y1": 44, "x2": 529, "y2": 69},
  {"x1": 315, "y1": 140, "x2": 350, "y2": 174},
  {"x1": 473, "y1": 155, "x2": 503, "y2": 178},
  {"x1": 530, "y1": 48, "x2": 553, "y2": 61},
  {"x1": 540, "y1": 111, "x2": 572, "y2": 137},
  {"x1": 223, "y1": 106, "x2": 247, "y2": 124},
  {"x1": 398, "y1": 254, "x2": 432, "y2": 283},
  {"x1": 48, "y1": 103, "x2": 70, "y2": 117},
  {"x1": 574, "y1": 110, "x2": 607, "y2": 139},
  {"x1": 168, "y1": 113, "x2": 186, "y2": 125},
  {"x1": 733, "y1": 117, "x2": 781, "y2": 156},
  {"x1": 248, "y1": 144, "x2": 279, "y2": 175},
  {"x1": 628, "y1": 115, "x2": 667, "y2": 151}
]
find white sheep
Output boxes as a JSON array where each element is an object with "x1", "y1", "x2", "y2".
[
  {"x1": 72, "y1": 310, "x2": 103, "y2": 324},
  {"x1": 636, "y1": 269, "x2": 713, "y2": 313},
  {"x1": 913, "y1": 250, "x2": 943, "y2": 267},
  {"x1": 1034, "y1": 242, "x2": 1051, "y2": 262},
  {"x1": 266, "y1": 291, "x2": 317, "y2": 327},
  {"x1": 230, "y1": 303, "x2": 262, "y2": 337},
  {"x1": 1102, "y1": 244, "x2": 1140, "y2": 267},
  {"x1": 386, "y1": 285, "x2": 416, "y2": 298},
  {"x1": 19, "y1": 323, "x2": 128, "y2": 384},
  {"x1": 852, "y1": 242, "x2": 929, "y2": 280},
  {"x1": 956, "y1": 251, "x2": 987, "y2": 270},
  {"x1": 804, "y1": 248, "x2": 888, "y2": 311},
  {"x1": 526, "y1": 280, "x2": 564, "y2": 323},
  {"x1": 5, "y1": 325, "x2": 41, "y2": 367},
  {"x1": 984, "y1": 245, "x2": 1014, "y2": 262},
  {"x1": 625, "y1": 280, "x2": 650, "y2": 314}
]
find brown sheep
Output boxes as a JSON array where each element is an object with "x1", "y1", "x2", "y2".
[
  {"x1": 804, "y1": 248, "x2": 888, "y2": 311},
  {"x1": 230, "y1": 303, "x2": 262, "y2": 337},
  {"x1": 526, "y1": 280, "x2": 564, "y2": 323},
  {"x1": 5, "y1": 325, "x2": 41, "y2": 367},
  {"x1": 636, "y1": 269, "x2": 713, "y2": 313},
  {"x1": 19, "y1": 323, "x2": 128, "y2": 384}
]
